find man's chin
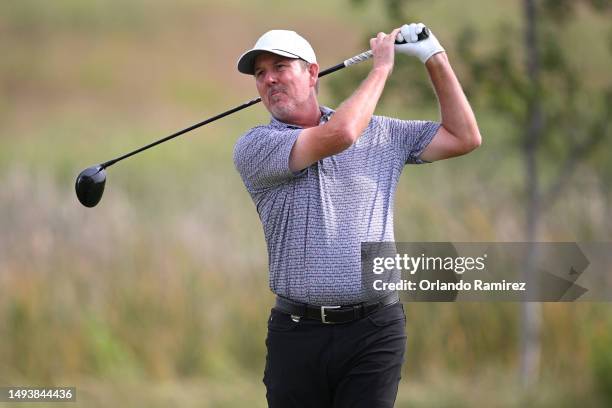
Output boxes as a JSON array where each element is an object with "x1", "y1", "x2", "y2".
[{"x1": 270, "y1": 105, "x2": 296, "y2": 122}]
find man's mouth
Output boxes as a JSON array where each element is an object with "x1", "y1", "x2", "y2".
[{"x1": 269, "y1": 88, "x2": 286, "y2": 98}]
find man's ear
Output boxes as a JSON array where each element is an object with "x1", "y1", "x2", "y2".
[{"x1": 308, "y1": 63, "x2": 319, "y2": 87}]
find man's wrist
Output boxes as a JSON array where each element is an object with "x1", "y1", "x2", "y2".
[
  {"x1": 371, "y1": 65, "x2": 393, "y2": 79},
  {"x1": 424, "y1": 51, "x2": 448, "y2": 67}
]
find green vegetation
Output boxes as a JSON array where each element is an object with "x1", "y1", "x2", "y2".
[{"x1": 1, "y1": 0, "x2": 611, "y2": 406}]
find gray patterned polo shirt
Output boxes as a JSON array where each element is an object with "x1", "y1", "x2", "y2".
[{"x1": 233, "y1": 106, "x2": 440, "y2": 305}]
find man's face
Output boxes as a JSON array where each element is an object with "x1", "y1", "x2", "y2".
[{"x1": 253, "y1": 53, "x2": 315, "y2": 122}]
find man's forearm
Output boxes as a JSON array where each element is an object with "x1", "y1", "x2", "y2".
[
  {"x1": 426, "y1": 52, "x2": 481, "y2": 147},
  {"x1": 288, "y1": 66, "x2": 391, "y2": 172},
  {"x1": 328, "y1": 66, "x2": 391, "y2": 144}
]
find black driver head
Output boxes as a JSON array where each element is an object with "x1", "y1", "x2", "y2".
[{"x1": 75, "y1": 165, "x2": 106, "y2": 207}]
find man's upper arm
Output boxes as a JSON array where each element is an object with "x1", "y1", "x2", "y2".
[
  {"x1": 384, "y1": 117, "x2": 439, "y2": 164},
  {"x1": 418, "y1": 125, "x2": 479, "y2": 162},
  {"x1": 233, "y1": 127, "x2": 302, "y2": 190}
]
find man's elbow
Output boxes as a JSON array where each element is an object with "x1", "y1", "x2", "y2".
[
  {"x1": 328, "y1": 121, "x2": 358, "y2": 152},
  {"x1": 468, "y1": 129, "x2": 482, "y2": 151},
  {"x1": 460, "y1": 128, "x2": 482, "y2": 154}
]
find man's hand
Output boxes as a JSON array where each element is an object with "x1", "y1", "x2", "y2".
[
  {"x1": 395, "y1": 23, "x2": 445, "y2": 63},
  {"x1": 370, "y1": 28, "x2": 402, "y2": 75}
]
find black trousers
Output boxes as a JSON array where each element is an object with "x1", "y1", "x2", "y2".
[{"x1": 263, "y1": 301, "x2": 407, "y2": 408}]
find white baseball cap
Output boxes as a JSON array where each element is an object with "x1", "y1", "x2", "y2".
[{"x1": 237, "y1": 30, "x2": 317, "y2": 75}]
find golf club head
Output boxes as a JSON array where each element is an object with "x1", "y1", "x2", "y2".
[{"x1": 75, "y1": 165, "x2": 106, "y2": 207}]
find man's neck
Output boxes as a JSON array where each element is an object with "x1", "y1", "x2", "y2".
[{"x1": 281, "y1": 100, "x2": 322, "y2": 128}]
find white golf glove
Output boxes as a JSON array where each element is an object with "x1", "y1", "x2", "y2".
[{"x1": 395, "y1": 23, "x2": 445, "y2": 63}]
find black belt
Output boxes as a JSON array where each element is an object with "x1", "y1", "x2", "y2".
[{"x1": 274, "y1": 292, "x2": 399, "y2": 324}]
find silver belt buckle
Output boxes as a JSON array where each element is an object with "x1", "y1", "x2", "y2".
[{"x1": 320, "y1": 305, "x2": 341, "y2": 324}]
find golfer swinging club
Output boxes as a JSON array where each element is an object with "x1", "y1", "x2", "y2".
[{"x1": 233, "y1": 23, "x2": 481, "y2": 407}]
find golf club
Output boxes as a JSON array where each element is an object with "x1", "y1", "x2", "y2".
[{"x1": 75, "y1": 28, "x2": 429, "y2": 207}]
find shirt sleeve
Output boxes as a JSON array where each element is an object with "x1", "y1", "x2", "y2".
[
  {"x1": 233, "y1": 126, "x2": 303, "y2": 190},
  {"x1": 385, "y1": 117, "x2": 441, "y2": 164}
]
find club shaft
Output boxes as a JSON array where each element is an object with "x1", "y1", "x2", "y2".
[{"x1": 101, "y1": 96, "x2": 262, "y2": 168}]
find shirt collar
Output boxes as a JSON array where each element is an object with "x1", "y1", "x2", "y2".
[{"x1": 269, "y1": 106, "x2": 335, "y2": 130}]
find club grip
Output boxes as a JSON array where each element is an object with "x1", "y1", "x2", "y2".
[
  {"x1": 394, "y1": 26, "x2": 429, "y2": 44},
  {"x1": 340, "y1": 26, "x2": 431, "y2": 70},
  {"x1": 417, "y1": 27, "x2": 430, "y2": 41}
]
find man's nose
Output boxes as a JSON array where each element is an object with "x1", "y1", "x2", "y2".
[{"x1": 263, "y1": 71, "x2": 278, "y2": 85}]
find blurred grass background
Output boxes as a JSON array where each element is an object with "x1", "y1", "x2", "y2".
[{"x1": 1, "y1": 0, "x2": 611, "y2": 407}]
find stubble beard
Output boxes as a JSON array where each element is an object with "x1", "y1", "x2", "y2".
[
  {"x1": 268, "y1": 87, "x2": 310, "y2": 123},
  {"x1": 270, "y1": 100, "x2": 297, "y2": 122}
]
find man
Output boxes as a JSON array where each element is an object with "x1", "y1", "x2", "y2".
[{"x1": 233, "y1": 24, "x2": 481, "y2": 408}]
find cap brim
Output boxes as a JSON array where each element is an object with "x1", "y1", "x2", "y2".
[{"x1": 237, "y1": 48, "x2": 302, "y2": 75}]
